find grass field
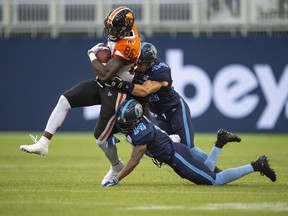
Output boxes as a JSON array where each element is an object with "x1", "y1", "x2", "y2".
[{"x1": 0, "y1": 132, "x2": 287, "y2": 216}]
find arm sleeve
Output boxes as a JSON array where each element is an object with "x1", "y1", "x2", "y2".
[{"x1": 149, "y1": 67, "x2": 171, "y2": 82}]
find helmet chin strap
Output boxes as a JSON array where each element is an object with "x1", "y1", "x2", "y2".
[{"x1": 109, "y1": 35, "x2": 117, "y2": 41}]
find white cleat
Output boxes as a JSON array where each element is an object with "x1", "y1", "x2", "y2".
[
  {"x1": 101, "y1": 159, "x2": 124, "y2": 185},
  {"x1": 20, "y1": 135, "x2": 49, "y2": 156}
]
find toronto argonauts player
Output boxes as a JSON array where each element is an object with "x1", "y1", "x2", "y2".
[
  {"x1": 109, "y1": 42, "x2": 216, "y2": 169},
  {"x1": 102, "y1": 99, "x2": 276, "y2": 187}
]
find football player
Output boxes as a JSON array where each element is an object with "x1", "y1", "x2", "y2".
[
  {"x1": 103, "y1": 99, "x2": 276, "y2": 187},
  {"x1": 109, "y1": 42, "x2": 219, "y2": 170},
  {"x1": 20, "y1": 6, "x2": 141, "y2": 186}
]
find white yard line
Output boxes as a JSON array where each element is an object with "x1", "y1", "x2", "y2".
[{"x1": 122, "y1": 202, "x2": 288, "y2": 212}]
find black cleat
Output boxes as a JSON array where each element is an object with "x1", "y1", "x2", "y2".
[
  {"x1": 215, "y1": 128, "x2": 241, "y2": 148},
  {"x1": 214, "y1": 166, "x2": 222, "y2": 173},
  {"x1": 251, "y1": 155, "x2": 276, "y2": 182}
]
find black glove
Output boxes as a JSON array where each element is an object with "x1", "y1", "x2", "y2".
[{"x1": 109, "y1": 76, "x2": 135, "y2": 94}]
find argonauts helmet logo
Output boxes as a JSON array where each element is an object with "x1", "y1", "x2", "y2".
[{"x1": 135, "y1": 103, "x2": 143, "y2": 118}]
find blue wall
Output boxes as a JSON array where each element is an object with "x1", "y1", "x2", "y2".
[{"x1": 0, "y1": 37, "x2": 287, "y2": 132}]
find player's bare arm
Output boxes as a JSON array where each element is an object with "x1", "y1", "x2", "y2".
[
  {"x1": 132, "y1": 80, "x2": 169, "y2": 97},
  {"x1": 117, "y1": 144, "x2": 147, "y2": 181},
  {"x1": 91, "y1": 56, "x2": 126, "y2": 83},
  {"x1": 109, "y1": 76, "x2": 169, "y2": 96}
]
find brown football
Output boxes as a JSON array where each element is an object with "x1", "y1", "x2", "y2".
[{"x1": 96, "y1": 47, "x2": 111, "y2": 64}]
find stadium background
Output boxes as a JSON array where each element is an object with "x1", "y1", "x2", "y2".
[{"x1": 0, "y1": 0, "x2": 287, "y2": 133}]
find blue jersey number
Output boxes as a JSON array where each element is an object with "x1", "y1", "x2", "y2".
[
  {"x1": 149, "y1": 94, "x2": 160, "y2": 102},
  {"x1": 133, "y1": 123, "x2": 147, "y2": 135}
]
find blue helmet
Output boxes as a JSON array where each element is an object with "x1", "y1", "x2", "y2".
[
  {"x1": 116, "y1": 99, "x2": 143, "y2": 133},
  {"x1": 138, "y1": 42, "x2": 158, "y2": 67}
]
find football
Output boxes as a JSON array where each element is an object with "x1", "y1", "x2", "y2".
[{"x1": 96, "y1": 47, "x2": 111, "y2": 64}]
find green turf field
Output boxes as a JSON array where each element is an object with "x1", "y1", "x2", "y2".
[{"x1": 0, "y1": 132, "x2": 287, "y2": 216}]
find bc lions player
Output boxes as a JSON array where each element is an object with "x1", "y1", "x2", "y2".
[
  {"x1": 20, "y1": 6, "x2": 141, "y2": 185},
  {"x1": 103, "y1": 99, "x2": 276, "y2": 187}
]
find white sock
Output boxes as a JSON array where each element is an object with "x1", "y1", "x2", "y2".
[
  {"x1": 97, "y1": 141, "x2": 119, "y2": 166},
  {"x1": 39, "y1": 136, "x2": 51, "y2": 146},
  {"x1": 45, "y1": 95, "x2": 71, "y2": 134},
  {"x1": 204, "y1": 146, "x2": 221, "y2": 171}
]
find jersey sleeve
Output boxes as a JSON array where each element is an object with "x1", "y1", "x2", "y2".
[{"x1": 149, "y1": 65, "x2": 172, "y2": 82}]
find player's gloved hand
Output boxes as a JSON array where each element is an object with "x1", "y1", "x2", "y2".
[
  {"x1": 108, "y1": 76, "x2": 135, "y2": 94},
  {"x1": 109, "y1": 76, "x2": 125, "y2": 88},
  {"x1": 87, "y1": 43, "x2": 106, "y2": 55},
  {"x1": 106, "y1": 136, "x2": 120, "y2": 148},
  {"x1": 102, "y1": 177, "x2": 119, "y2": 187}
]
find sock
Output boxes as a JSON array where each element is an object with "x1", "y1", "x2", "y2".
[
  {"x1": 214, "y1": 164, "x2": 254, "y2": 185},
  {"x1": 98, "y1": 141, "x2": 119, "y2": 166},
  {"x1": 45, "y1": 95, "x2": 71, "y2": 134},
  {"x1": 190, "y1": 146, "x2": 208, "y2": 162},
  {"x1": 39, "y1": 136, "x2": 50, "y2": 146},
  {"x1": 204, "y1": 146, "x2": 221, "y2": 171}
]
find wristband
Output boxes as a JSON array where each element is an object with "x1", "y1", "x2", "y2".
[
  {"x1": 88, "y1": 52, "x2": 97, "y2": 62},
  {"x1": 123, "y1": 81, "x2": 135, "y2": 94}
]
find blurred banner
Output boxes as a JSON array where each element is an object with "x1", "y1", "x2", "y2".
[{"x1": 0, "y1": 37, "x2": 287, "y2": 132}]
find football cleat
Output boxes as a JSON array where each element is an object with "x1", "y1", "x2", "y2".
[
  {"x1": 101, "y1": 159, "x2": 124, "y2": 185},
  {"x1": 214, "y1": 166, "x2": 222, "y2": 173},
  {"x1": 20, "y1": 135, "x2": 49, "y2": 156},
  {"x1": 215, "y1": 128, "x2": 241, "y2": 148},
  {"x1": 252, "y1": 155, "x2": 276, "y2": 182}
]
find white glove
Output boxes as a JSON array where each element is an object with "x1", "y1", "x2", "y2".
[
  {"x1": 87, "y1": 43, "x2": 106, "y2": 55},
  {"x1": 169, "y1": 134, "x2": 181, "y2": 143}
]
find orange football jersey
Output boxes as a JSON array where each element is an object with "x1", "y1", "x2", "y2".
[{"x1": 107, "y1": 23, "x2": 141, "y2": 82}]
